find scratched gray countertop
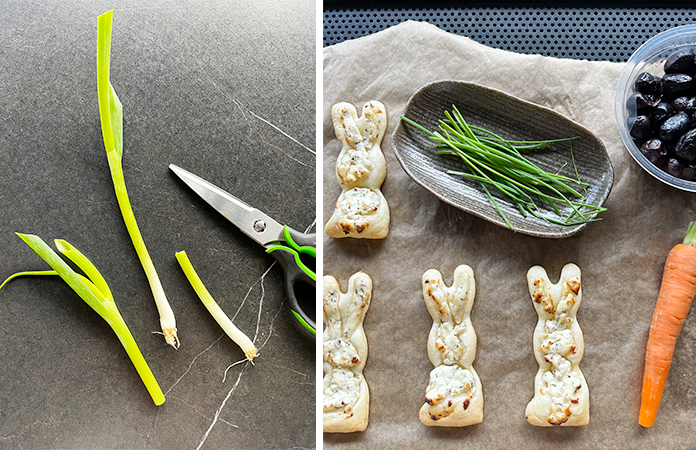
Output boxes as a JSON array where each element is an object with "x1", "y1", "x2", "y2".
[{"x1": 0, "y1": 1, "x2": 315, "y2": 449}]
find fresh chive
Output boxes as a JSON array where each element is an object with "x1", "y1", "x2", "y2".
[{"x1": 400, "y1": 107, "x2": 606, "y2": 228}]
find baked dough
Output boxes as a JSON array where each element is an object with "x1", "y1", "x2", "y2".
[
  {"x1": 526, "y1": 263, "x2": 589, "y2": 427},
  {"x1": 419, "y1": 265, "x2": 483, "y2": 427},
  {"x1": 322, "y1": 272, "x2": 372, "y2": 433},
  {"x1": 325, "y1": 101, "x2": 389, "y2": 239}
]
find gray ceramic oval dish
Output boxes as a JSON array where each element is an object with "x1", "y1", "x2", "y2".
[{"x1": 392, "y1": 80, "x2": 614, "y2": 238}]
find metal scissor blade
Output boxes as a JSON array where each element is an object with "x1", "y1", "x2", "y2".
[{"x1": 169, "y1": 164, "x2": 285, "y2": 247}]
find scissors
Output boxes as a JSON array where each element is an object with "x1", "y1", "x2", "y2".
[{"x1": 169, "y1": 164, "x2": 316, "y2": 335}]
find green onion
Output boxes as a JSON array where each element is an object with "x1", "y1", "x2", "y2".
[
  {"x1": 97, "y1": 10, "x2": 178, "y2": 348},
  {"x1": 175, "y1": 251, "x2": 257, "y2": 362},
  {"x1": 0, "y1": 233, "x2": 165, "y2": 406},
  {"x1": 400, "y1": 106, "x2": 606, "y2": 229}
]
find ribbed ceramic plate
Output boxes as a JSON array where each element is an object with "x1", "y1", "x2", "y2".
[{"x1": 392, "y1": 80, "x2": 613, "y2": 238}]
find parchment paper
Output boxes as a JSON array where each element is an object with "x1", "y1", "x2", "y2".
[{"x1": 323, "y1": 21, "x2": 696, "y2": 449}]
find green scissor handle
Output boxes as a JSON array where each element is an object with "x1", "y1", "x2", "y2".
[{"x1": 266, "y1": 226, "x2": 316, "y2": 334}]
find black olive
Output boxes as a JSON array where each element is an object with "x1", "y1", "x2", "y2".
[
  {"x1": 641, "y1": 138, "x2": 666, "y2": 155},
  {"x1": 687, "y1": 97, "x2": 696, "y2": 112},
  {"x1": 631, "y1": 115, "x2": 652, "y2": 140},
  {"x1": 640, "y1": 139, "x2": 667, "y2": 168},
  {"x1": 651, "y1": 102, "x2": 673, "y2": 125},
  {"x1": 675, "y1": 128, "x2": 696, "y2": 162},
  {"x1": 633, "y1": 92, "x2": 660, "y2": 113},
  {"x1": 635, "y1": 72, "x2": 663, "y2": 96},
  {"x1": 664, "y1": 50, "x2": 696, "y2": 74},
  {"x1": 682, "y1": 164, "x2": 696, "y2": 180},
  {"x1": 667, "y1": 158, "x2": 684, "y2": 177},
  {"x1": 672, "y1": 96, "x2": 691, "y2": 112},
  {"x1": 658, "y1": 112, "x2": 691, "y2": 142},
  {"x1": 662, "y1": 73, "x2": 692, "y2": 98},
  {"x1": 643, "y1": 150, "x2": 667, "y2": 169}
]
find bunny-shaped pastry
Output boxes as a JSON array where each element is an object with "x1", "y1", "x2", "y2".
[
  {"x1": 325, "y1": 101, "x2": 390, "y2": 239},
  {"x1": 419, "y1": 265, "x2": 483, "y2": 427},
  {"x1": 323, "y1": 272, "x2": 372, "y2": 433},
  {"x1": 525, "y1": 263, "x2": 589, "y2": 427}
]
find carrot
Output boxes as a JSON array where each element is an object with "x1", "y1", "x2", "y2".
[{"x1": 639, "y1": 221, "x2": 696, "y2": 427}]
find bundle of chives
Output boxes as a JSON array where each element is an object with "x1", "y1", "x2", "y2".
[{"x1": 400, "y1": 106, "x2": 606, "y2": 229}]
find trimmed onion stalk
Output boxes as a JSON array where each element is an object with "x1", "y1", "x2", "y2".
[
  {"x1": 97, "y1": 10, "x2": 178, "y2": 348},
  {"x1": 175, "y1": 251, "x2": 257, "y2": 361},
  {"x1": 1, "y1": 234, "x2": 165, "y2": 406}
]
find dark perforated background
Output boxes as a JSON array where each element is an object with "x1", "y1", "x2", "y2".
[{"x1": 323, "y1": 8, "x2": 696, "y2": 62}]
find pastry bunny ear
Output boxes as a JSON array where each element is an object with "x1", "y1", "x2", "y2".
[
  {"x1": 323, "y1": 276, "x2": 342, "y2": 340},
  {"x1": 560, "y1": 264, "x2": 582, "y2": 296},
  {"x1": 527, "y1": 265, "x2": 554, "y2": 316},
  {"x1": 422, "y1": 266, "x2": 475, "y2": 324},
  {"x1": 331, "y1": 102, "x2": 362, "y2": 149},
  {"x1": 359, "y1": 101, "x2": 387, "y2": 151},
  {"x1": 323, "y1": 273, "x2": 373, "y2": 340},
  {"x1": 340, "y1": 272, "x2": 372, "y2": 340},
  {"x1": 527, "y1": 264, "x2": 582, "y2": 317},
  {"x1": 449, "y1": 265, "x2": 475, "y2": 324},
  {"x1": 422, "y1": 269, "x2": 451, "y2": 322}
]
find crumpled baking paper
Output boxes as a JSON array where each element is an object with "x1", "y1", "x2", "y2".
[{"x1": 323, "y1": 20, "x2": 696, "y2": 449}]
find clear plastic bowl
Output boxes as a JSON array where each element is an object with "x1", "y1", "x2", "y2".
[{"x1": 615, "y1": 24, "x2": 696, "y2": 192}]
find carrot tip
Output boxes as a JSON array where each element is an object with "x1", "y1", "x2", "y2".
[{"x1": 638, "y1": 415, "x2": 655, "y2": 428}]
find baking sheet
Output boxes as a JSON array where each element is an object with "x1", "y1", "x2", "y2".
[{"x1": 322, "y1": 20, "x2": 696, "y2": 449}]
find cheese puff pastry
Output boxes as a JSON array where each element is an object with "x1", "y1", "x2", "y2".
[
  {"x1": 323, "y1": 272, "x2": 372, "y2": 433},
  {"x1": 419, "y1": 265, "x2": 483, "y2": 427},
  {"x1": 326, "y1": 101, "x2": 389, "y2": 239},
  {"x1": 525, "y1": 263, "x2": 589, "y2": 427}
]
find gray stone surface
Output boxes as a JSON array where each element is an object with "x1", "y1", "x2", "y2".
[{"x1": 0, "y1": 1, "x2": 316, "y2": 448}]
